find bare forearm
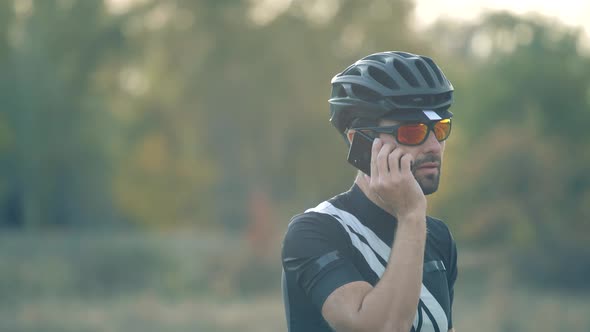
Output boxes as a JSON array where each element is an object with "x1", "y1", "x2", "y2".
[
  {"x1": 323, "y1": 139, "x2": 432, "y2": 332},
  {"x1": 356, "y1": 215, "x2": 427, "y2": 331}
]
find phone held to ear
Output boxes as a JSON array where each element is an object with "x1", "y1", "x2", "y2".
[{"x1": 347, "y1": 131, "x2": 373, "y2": 176}]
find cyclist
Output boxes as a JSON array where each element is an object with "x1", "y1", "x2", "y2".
[{"x1": 282, "y1": 51, "x2": 458, "y2": 332}]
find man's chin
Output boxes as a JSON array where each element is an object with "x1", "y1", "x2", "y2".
[
  {"x1": 416, "y1": 174, "x2": 440, "y2": 195},
  {"x1": 421, "y1": 184, "x2": 439, "y2": 195}
]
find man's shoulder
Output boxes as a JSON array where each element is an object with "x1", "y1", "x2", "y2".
[
  {"x1": 426, "y1": 216, "x2": 455, "y2": 249},
  {"x1": 282, "y1": 199, "x2": 355, "y2": 261},
  {"x1": 284, "y1": 194, "x2": 352, "y2": 241},
  {"x1": 426, "y1": 216, "x2": 454, "y2": 240},
  {"x1": 288, "y1": 191, "x2": 351, "y2": 226},
  {"x1": 287, "y1": 208, "x2": 341, "y2": 234},
  {"x1": 426, "y1": 215, "x2": 449, "y2": 229},
  {"x1": 288, "y1": 210, "x2": 335, "y2": 228}
]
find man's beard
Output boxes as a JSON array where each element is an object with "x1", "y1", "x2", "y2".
[{"x1": 411, "y1": 154, "x2": 442, "y2": 195}]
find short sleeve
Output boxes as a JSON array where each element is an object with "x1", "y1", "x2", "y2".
[{"x1": 282, "y1": 212, "x2": 364, "y2": 310}]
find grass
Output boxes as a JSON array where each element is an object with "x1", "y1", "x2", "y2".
[{"x1": 0, "y1": 230, "x2": 588, "y2": 332}]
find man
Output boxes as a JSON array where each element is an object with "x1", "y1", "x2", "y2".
[{"x1": 281, "y1": 51, "x2": 458, "y2": 332}]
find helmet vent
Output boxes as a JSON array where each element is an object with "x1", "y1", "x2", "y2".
[
  {"x1": 415, "y1": 60, "x2": 435, "y2": 88},
  {"x1": 390, "y1": 94, "x2": 432, "y2": 107},
  {"x1": 335, "y1": 84, "x2": 348, "y2": 97},
  {"x1": 422, "y1": 57, "x2": 444, "y2": 85},
  {"x1": 392, "y1": 51, "x2": 414, "y2": 58},
  {"x1": 388, "y1": 92, "x2": 452, "y2": 108},
  {"x1": 351, "y1": 84, "x2": 381, "y2": 102},
  {"x1": 364, "y1": 54, "x2": 388, "y2": 63},
  {"x1": 435, "y1": 91, "x2": 452, "y2": 104},
  {"x1": 393, "y1": 60, "x2": 419, "y2": 87},
  {"x1": 343, "y1": 67, "x2": 362, "y2": 76},
  {"x1": 368, "y1": 66, "x2": 400, "y2": 90}
]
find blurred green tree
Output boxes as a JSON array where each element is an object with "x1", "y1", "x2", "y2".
[
  {"x1": 109, "y1": 0, "x2": 422, "y2": 229},
  {"x1": 428, "y1": 12, "x2": 590, "y2": 289},
  {"x1": 0, "y1": 0, "x2": 129, "y2": 227}
]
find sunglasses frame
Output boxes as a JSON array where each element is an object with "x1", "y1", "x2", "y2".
[{"x1": 352, "y1": 118, "x2": 452, "y2": 146}]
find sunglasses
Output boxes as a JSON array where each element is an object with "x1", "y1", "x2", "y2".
[{"x1": 352, "y1": 118, "x2": 452, "y2": 146}]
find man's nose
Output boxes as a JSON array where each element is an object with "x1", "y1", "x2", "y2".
[{"x1": 422, "y1": 129, "x2": 443, "y2": 154}]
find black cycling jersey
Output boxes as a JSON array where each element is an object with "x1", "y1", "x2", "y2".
[{"x1": 281, "y1": 184, "x2": 458, "y2": 332}]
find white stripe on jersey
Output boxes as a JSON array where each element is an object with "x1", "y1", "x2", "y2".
[
  {"x1": 306, "y1": 202, "x2": 385, "y2": 277},
  {"x1": 306, "y1": 201, "x2": 448, "y2": 332}
]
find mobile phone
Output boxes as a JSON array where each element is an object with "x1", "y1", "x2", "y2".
[{"x1": 347, "y1": 131, "x2": 374, "y2": 176}]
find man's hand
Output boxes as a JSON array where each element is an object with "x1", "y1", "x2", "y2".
[{"x1": 368, "y1": 138, "x2": 427, "y2": 220}]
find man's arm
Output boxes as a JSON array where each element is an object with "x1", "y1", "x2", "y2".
[
  {"x1": 322, "y1": 216, "x2": 426, "y2": 332},
  {"x1": 321, "y1": 138, "x2": 428, "y2": 332}
]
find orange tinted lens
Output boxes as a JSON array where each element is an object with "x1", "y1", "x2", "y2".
[
  {"x1": 433, "y1": 119, "x2": 452, "y2": 141},
  {"x1": 397, "y1": 123, "x2": 428, "y2": 145}
]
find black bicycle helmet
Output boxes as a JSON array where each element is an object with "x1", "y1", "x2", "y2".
[{"x1": 329, "y1": 51, "x2": 454, "y2": 138}]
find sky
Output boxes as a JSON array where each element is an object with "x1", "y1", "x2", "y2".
[{"x1": 413, "y1": 0, "x2": 590, "y2": 38}]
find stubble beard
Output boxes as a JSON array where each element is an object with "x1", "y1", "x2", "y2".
[
  {"x1": 414, "y1": 169, "x2": 440, "y2": 195},
  {"x1": 411, "y1": 155, "x2": 442, "y2": 195}
]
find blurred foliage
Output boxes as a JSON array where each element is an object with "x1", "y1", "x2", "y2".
[
  {"x1": 424, "y1": 12, "x2": 590, "y2": 288},
  {"x1": 0, "y1": 0, "x2": 589, "y2": 291}
]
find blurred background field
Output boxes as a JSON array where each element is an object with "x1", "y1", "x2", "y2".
[
  {"x1": 1, "y1": 0, "x2": 590, "y2": 331},
  {"x1": 1, "y1": 231, "x2": 590, "y2": 332}
]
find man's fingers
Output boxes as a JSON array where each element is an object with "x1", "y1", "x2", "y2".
[
  {"x1": 400, "y1": 153, "x2": 413, "y2": 174},
  {"x1": 387, "y1": 148, "x2": 404, "y2": 173},
  {"x1": 377, "y1": 142, "x2": 395, "y2": 175},
  {"x1": 370, "y1": 138, "x2": 383, "y2": 178}
]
